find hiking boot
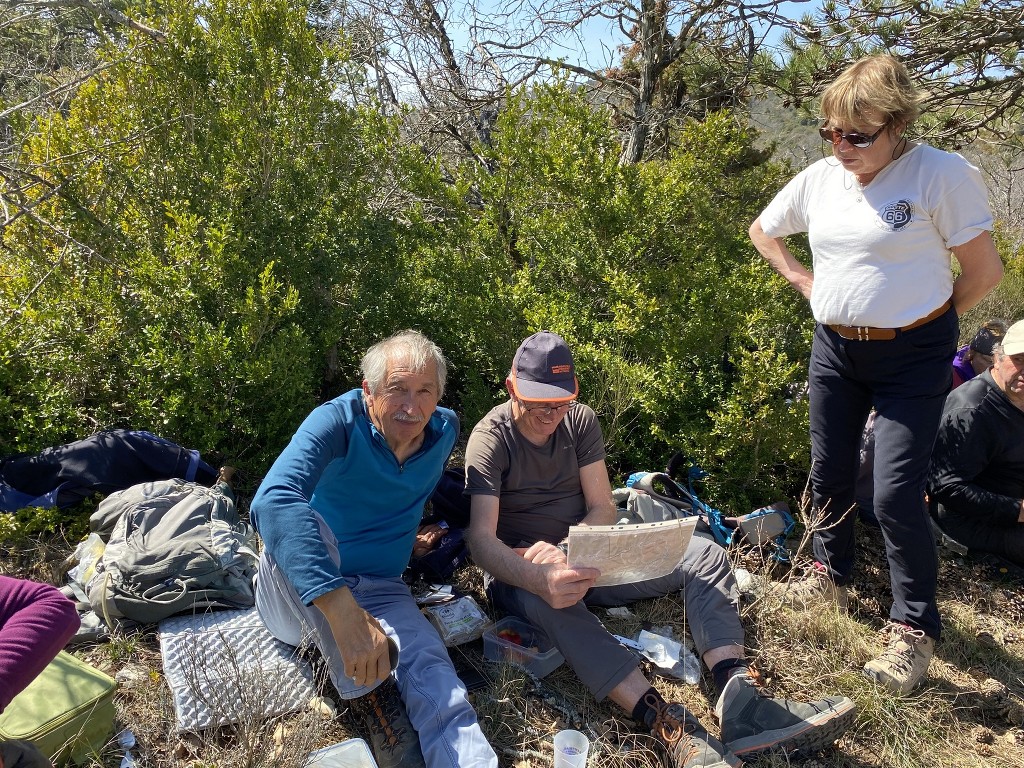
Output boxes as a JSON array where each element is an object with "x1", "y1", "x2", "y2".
[
  {"x1": 862, "y1": 622, "x2": 935, "y2": 694},
  {"x1": 643, "y1": 694, "x2": 741, "y2": 768},
  {"x1": 768, "y1": 561, "x2": 849, "y2": 610},
  {"x1": 347, "y1": 676, "x2": 426, "y2": 768},
  {"x1": 716, "y1": 672, "x2": 856, "y2": 757}
]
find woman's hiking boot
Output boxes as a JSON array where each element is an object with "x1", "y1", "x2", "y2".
[
  {"x1": 643, "y1": 693, "x2": 741, "y2": 768},
  {"x1": 715, "y1": 672, "x2": 856, "y2": 757},
  {"x1": 347, "y1": 676, "x2": 426, "y2": 768},
  {"x1": 768, "y1": 561, "x2": 849, "y2": 610},
  {"x1": 862, "y1": 622, "x2": 935, "y2": 694}
]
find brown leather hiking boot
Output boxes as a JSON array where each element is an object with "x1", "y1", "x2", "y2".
[
  {"x1": 347, "y1": 676, "x2": 425, "y2": 768},
  {"x1": 643, "y1": 694, "x2": 741, "y2": 768}
]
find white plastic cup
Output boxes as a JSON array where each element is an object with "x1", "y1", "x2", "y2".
[{"x1": 553, "y1": 729, "x2": 589, "y2": 768}]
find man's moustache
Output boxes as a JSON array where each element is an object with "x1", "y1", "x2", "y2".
[{"x1": 394, "y1": 414, "x2": 425, "y2": 423}]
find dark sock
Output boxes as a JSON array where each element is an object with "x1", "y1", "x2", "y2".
[
  {"x1": 631, "y1": 686, "x2": 667, "y2": 727},
  {"x1": 711, "y1": 657, "x2": 749, "y2": 695}
]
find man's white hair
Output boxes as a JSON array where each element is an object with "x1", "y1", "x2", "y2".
[{"x1": 361, "y1": 330, "x2": 447, "y2": 396}]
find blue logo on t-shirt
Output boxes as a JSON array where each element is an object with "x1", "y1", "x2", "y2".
[{"x1": 878, "y1": 200, "x2": 914, "y2": 230}]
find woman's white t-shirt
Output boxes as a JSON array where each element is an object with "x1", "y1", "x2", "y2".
[{"x1": 759, "y1": 144, "x2": 993, "y2": 327}]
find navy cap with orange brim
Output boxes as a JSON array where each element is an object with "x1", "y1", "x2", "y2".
[{"x1": 509, "y1": 331, "x2": 579, "y2": 401}]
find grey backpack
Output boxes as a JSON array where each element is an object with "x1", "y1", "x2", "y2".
[
  {"x1": 612, "y1": 487, "x2": 685, "y2": 524},
  {"x1": 86, "y1": 479, "x2": 258, "y2": 625}
]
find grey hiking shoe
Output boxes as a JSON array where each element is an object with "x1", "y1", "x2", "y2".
[
  {"x1": 643, "y1": 694, "x2": 741, "y2": 768},
  {"x1": 862, "y1": 622, "x2": 935, "y2": 694},
  {"x1": 347, "y1": 676, "x2": 426, "y2": 768},
  {"x1": 769, "y1": 561, "x2": 849, "y2": 610},
  {"x1": 716, "y1": 672, "x2": 856, "y2": 757}
]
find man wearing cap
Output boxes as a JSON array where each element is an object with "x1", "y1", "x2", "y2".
[
  {"x1": 464, "y1": 331, "x2": 855, "y2": 768},
  {"x1": 929, "y1": 318, "x2": 1024, "y2": 567},
  {"x1": 951, "y1": 320, "x2": 1007, "y2": 388},
  {"x1": 251, "y1": 330, "x2": 497, "y2": 768}
]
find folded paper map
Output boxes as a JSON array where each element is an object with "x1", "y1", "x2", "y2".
[{"x1": 566, "y1": 517, "x2": 699, "y2": 587}]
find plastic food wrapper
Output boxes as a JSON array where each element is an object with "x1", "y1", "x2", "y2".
[
  {"x1": 567, "y1": 518, "x2": 698, "y2": 587},
  {"x1": 413, "y1": 584, "x2": 455, "y2": 606},
  {"x1": 306, "y1": 738, "x2": 378, "y2": 768},
  {"x1": 733, "y1": 567, "x2": 762, "y2": 598},
  {"x1": 423, "y1": 596, "x2": 492, "y2": 647},
  {"x1": 66, "y1": 533, "x2": 106, "y2": 587},
  {"x1": 637, "y1": 628, "x2": 701, "y2": 684}
]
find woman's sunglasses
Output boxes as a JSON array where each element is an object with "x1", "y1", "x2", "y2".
[{"x1": 818, "y1": 121, "x2": 889, "y2": 148}]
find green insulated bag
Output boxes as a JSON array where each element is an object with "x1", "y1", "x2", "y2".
[{"x1": 0, "y1": 651, "x2": 117, "y2": 764}]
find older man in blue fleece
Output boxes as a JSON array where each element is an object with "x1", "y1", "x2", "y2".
[{"x1": 251, "y1": 330, "x2": 496, "y2": 768}]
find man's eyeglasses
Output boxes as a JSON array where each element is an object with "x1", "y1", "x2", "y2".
[
  {"x1": 521, "y1": 400, "x2": 577, "y2": 417},
  {"x1": 818, "y1": 122, "x2": 888, "y2": 148}
]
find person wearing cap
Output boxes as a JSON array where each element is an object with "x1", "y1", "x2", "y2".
[
  {"x1": 464, "y1": 331, "x2": 856, "y2": 768},
  {"x1": 251, "y1": 330, "x2": 497, "y2": 768},
  {"x1": 951, "y1": 320, "x2": 1007, "y2": 388},
  {"x1": 749, "y1": 54, "x2": 1003, "y2": 695},
  {"x1": 928, "y1": 319, "x2": 1024, "y2": 567}
]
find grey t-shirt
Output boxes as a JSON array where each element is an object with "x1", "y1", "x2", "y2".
[{"x1": 465, "y1": 401, "x2": 605, "y2": 547}]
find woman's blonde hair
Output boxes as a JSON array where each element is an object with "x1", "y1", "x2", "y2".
[{"x1": 820, "y1": 54, "x2": 923, "y2": 129}]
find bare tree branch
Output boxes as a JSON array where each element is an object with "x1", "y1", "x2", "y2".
[
  {"x1": 6, "y1": 0, "x2": 166, "y2": 42},
  {"x1": 0, "y1": 60, "x2": 115, "y2": 122},
  {"x1": 1, "y1": 1, "x2": 167, "y2": 245},
  {"x1": 779, "y1": 0, "x2": 1024, "y2": 146}
]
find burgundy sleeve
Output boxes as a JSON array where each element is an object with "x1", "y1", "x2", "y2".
[{"x1": 0, "y1": 576, "x2": 81, "y2": 713}]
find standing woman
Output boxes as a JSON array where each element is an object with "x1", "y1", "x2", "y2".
[{"x1": 749, "y1": 54, "x2": 1003, "y2": 693}]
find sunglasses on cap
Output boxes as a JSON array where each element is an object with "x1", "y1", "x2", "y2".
[{"x1": 818, "y1": 121, "x2": 889, "y2": 148}]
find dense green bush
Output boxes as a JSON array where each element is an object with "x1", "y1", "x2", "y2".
[
  {"x1": 0, "y1": 2, "x2": 862, "y2": 512},
  {"x1": 460, "y1": 87, "x2": 814, "y2": 508},
  {"x1": 1, "y1": 0, "x2": 373, "y2": 469}
]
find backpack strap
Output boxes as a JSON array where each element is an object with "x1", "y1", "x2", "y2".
[
  {"x1": 99, "y1": 571, "x2": 117, "y2": 629},
  {"x1": 626, "y1": 466, "x2": 794, "y2": 560},
  {"x1": 627, "y1": 472, "x2": 694, "y2": 510}
]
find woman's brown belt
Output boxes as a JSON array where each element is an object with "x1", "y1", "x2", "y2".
[{"x1": 827, "y1": 299, "x2": 953, "y2": 341}]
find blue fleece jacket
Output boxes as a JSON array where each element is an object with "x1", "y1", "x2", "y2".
[{"x1": 251, "y1": 389, "x2": 458, "y2": 605}]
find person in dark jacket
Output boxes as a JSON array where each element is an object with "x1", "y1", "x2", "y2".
[{"x1": 929, "y1": 319, "x2": 1024, "y2": 565}]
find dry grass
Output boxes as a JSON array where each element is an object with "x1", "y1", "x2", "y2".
[{"x1": 4, "y1": 516, "x2": 1024, "y2": 768}]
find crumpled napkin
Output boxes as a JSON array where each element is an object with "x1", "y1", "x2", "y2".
[{"x1": 636, "y1": 628, "x2": 701, "y2": 684}]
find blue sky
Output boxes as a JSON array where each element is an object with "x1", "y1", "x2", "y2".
[{"x1": 447, "y1": 1, "x2": 818, "y2": 71}]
